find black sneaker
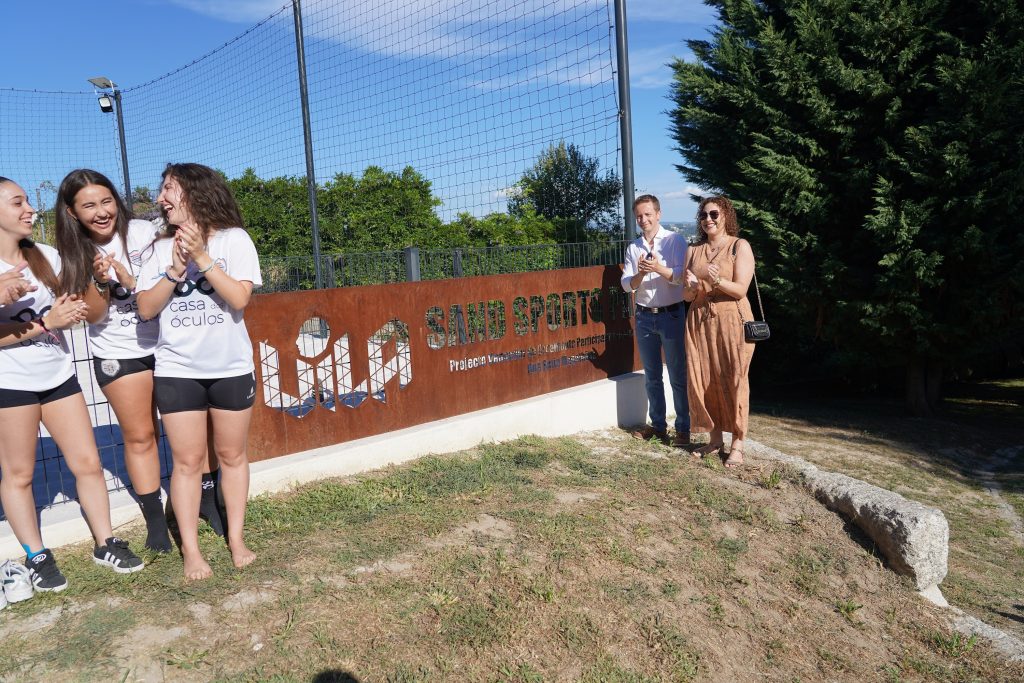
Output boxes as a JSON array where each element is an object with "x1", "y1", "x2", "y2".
[
  {"x1": 93, "y1": 537, "x2": 144, "y2": 574},
  {"x1": 27, "y1": 550, "x2": 68, "y2": 592}
]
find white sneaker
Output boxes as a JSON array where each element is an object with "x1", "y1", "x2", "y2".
[{"x1": 1, "y1": 560, "x2": 35, "y2": 604}]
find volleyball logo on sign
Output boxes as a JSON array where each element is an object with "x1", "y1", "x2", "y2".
[{"x1": 258, "y1": 318, "x2": 411, "y2": 419}]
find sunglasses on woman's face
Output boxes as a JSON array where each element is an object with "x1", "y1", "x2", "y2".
[{"x1": 698, "y1": 210, "x2": 720, "y2": 221}]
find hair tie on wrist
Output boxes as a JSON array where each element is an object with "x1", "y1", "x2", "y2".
[
  {"x1": 164, "y1": 268, "x2": 186, "y2": 283},
  {"x1": 36, "y1": 316, "x2": 58, "y2": 342},
  {"x1": 197, "y1": 261, "x2": 215, "y2": 275}
]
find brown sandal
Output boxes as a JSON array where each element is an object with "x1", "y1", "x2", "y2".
[
  {"x1": 723, "y1": 448, "x2": 744, "y2": 469},
  {"x1": 691, "y1": 443, "x2": 725, "y2": 459}
]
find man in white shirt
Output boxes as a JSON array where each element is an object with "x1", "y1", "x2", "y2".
[{"x1": 620, "y1": 194, "x2": 689, "y2": 446}]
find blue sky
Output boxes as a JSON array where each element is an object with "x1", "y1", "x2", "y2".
[{"x1": 1, "y1": 0, "x2": 715, "y2": 223}]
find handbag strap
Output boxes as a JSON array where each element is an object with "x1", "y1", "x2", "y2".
[{"x1": 731, "y1": 239, "x2": 766, "y2": 323}]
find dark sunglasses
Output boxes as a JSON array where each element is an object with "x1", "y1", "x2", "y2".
[{"x1": 698, "y1": 210, "x2": 720, "y2": 221}]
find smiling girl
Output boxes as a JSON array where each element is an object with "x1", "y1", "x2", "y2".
[
  {"x1": 53, "y1": 169, "x2": 172, "y2": 552},
  {"x1": 136, "y1": 163, "x2": 261, "y2": 580},
  {"x1": 0, "y1": 176, "x2": 143, "y2": 590}
]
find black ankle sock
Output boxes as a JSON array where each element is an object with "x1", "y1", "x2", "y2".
[
  {"x1": 199, "y1": 471, "x2": 225, "y2": 537},
  {"x1": 138, "y1": 489, "x2": 172, "y2": 553}
]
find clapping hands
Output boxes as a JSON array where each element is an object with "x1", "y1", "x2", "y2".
[
  {"x1": 0, "y1": 263, "x2": 36, "y2": 306},
  {"x1": 45, "y1": 294, "x2": 89, "y2": 330}
]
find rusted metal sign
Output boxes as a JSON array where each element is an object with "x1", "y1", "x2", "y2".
[{"x1": 246, "y1": 265, "x2": 638, "y2": 461}]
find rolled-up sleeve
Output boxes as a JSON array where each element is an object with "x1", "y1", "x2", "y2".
[{"x1": 667, "y1": 236, "x2": 687, "y2": 285}]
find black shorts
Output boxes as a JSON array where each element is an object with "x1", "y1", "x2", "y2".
[
  {"x1": 0, "y1": 375, "x2": 82, "y2": 409},
  {"x1": 93, "y1": 354, "x2": 156, "y2": 388},
  {"x1": 154, "y1": 372, "x2": 256, "y2": 414}
]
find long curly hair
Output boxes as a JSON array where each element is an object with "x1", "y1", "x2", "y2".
[
  {"x1": 54, "y1": 169, "x2": 132, "y2": 296},
  {"x1": 694, "y1": 195, "x2": 740, "y2": 243},
  {"x1": 0, "y1": 177, "x2": 59, "y2": 294},
  {"x1": 158, "y1": 163, "x2": 244, "y2": 241}
]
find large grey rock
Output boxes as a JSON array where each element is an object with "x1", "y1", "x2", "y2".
[{"x1": 747, "y1": 440, "x2": 949, "y2": 592}]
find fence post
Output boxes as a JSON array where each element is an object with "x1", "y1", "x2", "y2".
[
  {"x1": 613, "y1": 0, "x2": 635, "y2": 242},
  {"x1": 453, "y1": 248, "x2": 464, "y2": 278},
  {"x1": 292, "y1": 0, "x2": 324, "y2": 290},
  {"x1": 404, "y1": 246, "x2": 421, "y2": 282}
]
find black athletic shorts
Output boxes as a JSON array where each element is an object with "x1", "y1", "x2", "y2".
[
  {"x1": 93, "y1": 354, "x2": 156, "y2": 388},
  {"x1": 154, "y1": 372, "x2": 256, "y2": 414},
  {"x1": 0, "y1": 375, "x2": 82, "y2": 409}
]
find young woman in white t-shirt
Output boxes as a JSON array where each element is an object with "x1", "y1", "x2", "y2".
[
  {"x1": 0, "y1": 177, "x2": 143, "y2": 592},
  {"x1": 137, "y1": 163, "x2": 262, "y2": 580},
  {"x1": 53, "y1": 169, "x2": 175, "y2": 552}
]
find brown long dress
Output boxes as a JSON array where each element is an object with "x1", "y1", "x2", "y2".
[{"x1": 685, "y1": 237, "x2": 755, "y2": 435}]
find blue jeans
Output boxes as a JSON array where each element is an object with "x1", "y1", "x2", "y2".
[{"x1": 635, "y1": 306, "x2": 689, "y2": 434}]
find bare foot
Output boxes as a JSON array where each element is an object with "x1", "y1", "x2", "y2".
[
  {"x1": 183, "y1": 552, "x2": 213, "y2": 580},
  {"x1": 230, "y1": 541, "x2": 256, "y2": 569}
]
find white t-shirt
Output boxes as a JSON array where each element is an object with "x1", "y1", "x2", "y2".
[
  {"x1": 0, "y1": 244, "x2": 74, "y2": 391},
  {"x1": 137, "y1": 227, "x2": 263, "y2": 379},
  {"x1": 88, "y1": 219, "x2": 160, "y2": 359}
]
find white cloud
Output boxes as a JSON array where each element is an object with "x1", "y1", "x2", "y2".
[
  {"x1": 661, "y1": 185, "x2": 704, "y2": 200},
  {"x1": 164, "y1": 1, "x2": 700, "y2": 94},
  {"x1": 629, "y1": 44, "x2": 691, "y2": 89}
]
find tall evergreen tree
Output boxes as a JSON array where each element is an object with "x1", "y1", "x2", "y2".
[{"x1": 670, "y1": 0, "x2": 1024, "y2": 414}]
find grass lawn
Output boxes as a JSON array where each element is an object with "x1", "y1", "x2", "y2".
[{"x1": 0, "y1": 380, "x2": 1021, "y2": 682}]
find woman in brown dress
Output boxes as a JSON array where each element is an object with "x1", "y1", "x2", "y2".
[{"x1": 682, "y1": 196, "x2": 755, "y2": 467}]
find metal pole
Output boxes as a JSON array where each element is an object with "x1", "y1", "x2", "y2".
[
  {"x1": 403, "y1": 246, "x2": 421, "y2": 282},
  {"x1": 113, "y1": 90, "x2": 133, "y2": 208},
  {"x1": 292, "y1": 0, "x2": 324, "y2": 290},
  {"x1": 613, "y1": 0, "x2": 635, "y2": 241}
]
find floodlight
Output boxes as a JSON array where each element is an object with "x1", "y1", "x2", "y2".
[
  {"x1": 97, "y1": 94, "x2": 114, "y2": 113},
  {"x1": 87, "y1": 77, "x2": 116, "y2": 89}
]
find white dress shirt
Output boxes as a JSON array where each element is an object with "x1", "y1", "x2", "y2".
[{"x1": 620, "y1": 226, "x2": 687, "y2": 308}]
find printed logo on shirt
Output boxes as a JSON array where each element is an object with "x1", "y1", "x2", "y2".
[
  {"x1": 172, "y1": 275, "x2": 216, "y2": 298},
  {"x1": 9, "y1": 305, "x2": 50, "y2": 323},
  {"x1": 111, "y1": 281, "x2": 134, "y2": 302},
  {"x1": 128, "y1": 249, "x2": 143, "y2": 267}
]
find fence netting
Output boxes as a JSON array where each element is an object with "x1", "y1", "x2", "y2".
[{"x1": 0, "y1": 0, "x2": 625, "y2": 519}]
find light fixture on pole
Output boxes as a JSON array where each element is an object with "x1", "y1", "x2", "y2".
[{"x1": 87, "y1": 77, "x2": 133, "y2": 206}]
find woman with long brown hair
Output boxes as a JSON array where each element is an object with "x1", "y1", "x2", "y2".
[
  {"x1": 137, "y1": 163, "x2": 262, "y2": 580},
  {"x1": 682, "y1": 196, "x2": 756, "y2": 468},
  {"x1": 53, "y1": 168, "x2": 178, "y2": 552},
  {"x1": 0, "y1": 176, "x2": 143, "y2": 592}
]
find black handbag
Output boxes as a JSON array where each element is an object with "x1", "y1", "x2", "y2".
[{"x1": 734, "y1": 241, "x2": 770, "y2": 342}]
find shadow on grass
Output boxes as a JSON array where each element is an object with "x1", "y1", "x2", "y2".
[
  {"x1": 753, "y1": 375, "x2": 1024, "y2": 486},
  {"x1": 312, "y1": 671, "x2": 361, "y2": 682}
]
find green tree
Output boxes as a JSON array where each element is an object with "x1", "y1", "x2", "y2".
[
  {"x1": 230, "y1": 169, "x2": 311, "y2": 258},
  {"x1": 508, "y1": 141, "x2": 622, "y2": 241},
  {"x1": 669, "y1": 0, "x2": 1024, "y2": 414}
]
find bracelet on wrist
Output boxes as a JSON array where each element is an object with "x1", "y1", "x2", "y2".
[
  {"x1": 36, "y1": 316, "x2": 58, "y2": 341},
  {"x1": 164, "y1": 267, "x2": 186, "y2": 283},
  {"x1": 92, "y1": 276, "x2": 110, "y2": 293},
  {"x1": 197, "y1": 261, "x2": 216, "y2": 275}
]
